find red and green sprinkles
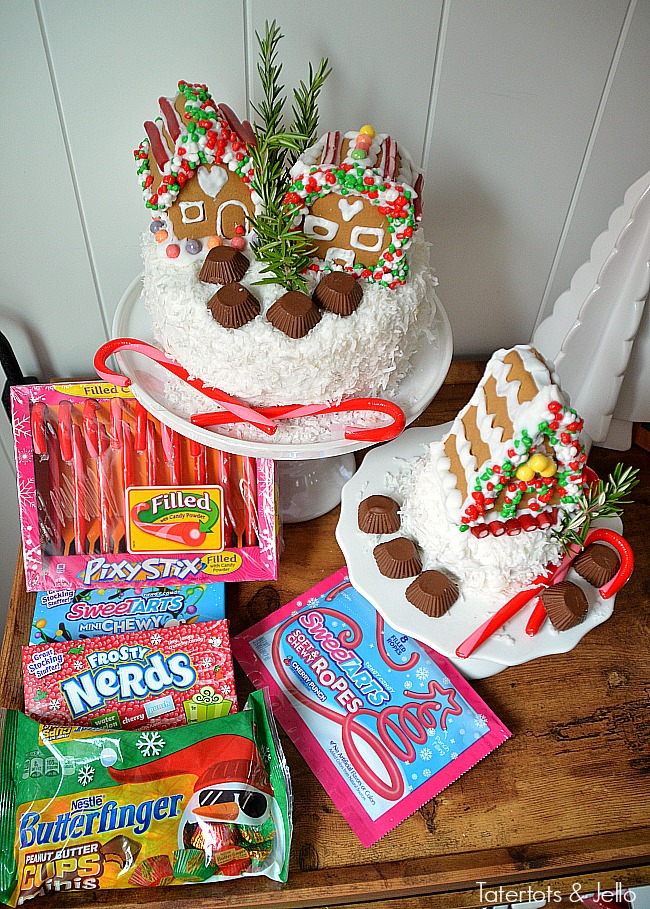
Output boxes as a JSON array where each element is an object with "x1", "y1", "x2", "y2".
[
  {"x1": 458, "y1": 400, "x2": 587, "y2": 532},
  {"x1": 283, "y1": 163, "x2": 417, "y2": 287},
  {"x1": 134, "y1": 81, "x2": 255, "y2": 215}
]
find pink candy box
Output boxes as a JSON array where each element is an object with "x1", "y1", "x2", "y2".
[
  {"x1": 11, "y1": 382, "x2": 279, "y2": 591},
  {"x1": 23, "y1": 619, "x2": 236, "y2": 730}
]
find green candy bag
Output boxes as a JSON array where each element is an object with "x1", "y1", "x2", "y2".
[{"x1": 0, "y1": 690, "x2": 291, "y2": 904}]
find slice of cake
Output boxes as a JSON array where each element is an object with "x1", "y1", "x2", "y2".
[{"x1": 400, "y1": 345, "x2": 588, "y2": 598}]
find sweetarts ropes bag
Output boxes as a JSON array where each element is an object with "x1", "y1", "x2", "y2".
[
  {"x1": 0, "y1": 690, "x2": 292, "y2": 905},
  {"x1": 232, "y1": 568, "x2": 510, "y2": 846}
]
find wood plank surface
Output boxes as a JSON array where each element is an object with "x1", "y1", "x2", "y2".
[{"x1": 1, "y1": 360, "x2": 648, "y2": 907}]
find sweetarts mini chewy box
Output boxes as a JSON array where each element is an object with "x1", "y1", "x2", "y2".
[
  {"x1": 11, "y1": 382, "x2": 279, "y2": 592},
  {"x1": 29, "y1": 583, "x2": 225, "y2": 644},
  {"x1": 233, "y1": 568, "x2": 511, "y2": 847}
]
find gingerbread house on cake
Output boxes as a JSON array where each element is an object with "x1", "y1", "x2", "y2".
[
  {"x1": 433, "y1": 346, "x2": 588, "y2": 538},
  {"x1": 134, "y1": 81, "x2": 261, "y2": 258},
  {"x1": 285, "y1": 127, "x2": 424, "y2": 287}
]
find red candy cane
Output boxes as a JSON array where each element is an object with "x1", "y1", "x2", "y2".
[{"x1": 94, "y1": 338, "x2": 277, "y2": 435}]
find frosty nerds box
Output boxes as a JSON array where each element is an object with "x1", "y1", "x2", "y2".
[{"x1": 30, "y1": 583, "x2": 225, "y2": 644}]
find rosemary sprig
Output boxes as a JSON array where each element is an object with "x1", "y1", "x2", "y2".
[
  {"x1": 247, "y1": 20, "x2": 330, "y2": 290},
  {"x1": 291, "y1": 58, "x2": 331, "y2": 155},
  {"x1": 556, "y1": 463, "x2": 639, "y2": 552}
]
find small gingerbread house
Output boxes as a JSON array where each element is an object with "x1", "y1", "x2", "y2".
[
  {"x1": 134, "y1": 81, "x2": 261, "y2": 258},
  {"x1": 285, "y1": 128, "x2": 424, "y2": 287},
  {"x1": 433, "y1": 346, "x2": 588, "y2": 537}
]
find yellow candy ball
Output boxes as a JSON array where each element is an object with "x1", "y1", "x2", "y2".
[
  {"x1": 515, "y1": 464, "x2": 535, "y2": 482},
  {"x1": 528, "y1": 453, "x2": 550, "y2": 472},
  {"x1": 35, "y1": 619, "x2": 47, "y2": 629},
  {"x1": 540, "y1": 462, "x2": 557, "y2": 477},
  {"x1": 154, "y1": 229, "x2": 168, "y2": 244},
  {"x1": 359, "y1": 124, "x2": 375, "y2": 138}
]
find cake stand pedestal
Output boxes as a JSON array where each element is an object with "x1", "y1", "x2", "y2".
[
  {"x1": 111, "y1": 275, "x2": 453, "y2": 523},
  {"x1": 277, "y1": 454, "x2": 356, "y2": 523}
]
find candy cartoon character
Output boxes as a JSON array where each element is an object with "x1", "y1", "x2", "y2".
[
  {"x1": 108, "y1": 733, "x2": 280, "y2": 875},
  {"x1": 286, "y1": 125, "x2": 424, "y2": 286}
]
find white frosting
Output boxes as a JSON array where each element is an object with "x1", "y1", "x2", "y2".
[
  {"x1": 398, "y1": 453, "x2": 564, "y2": 601},
  {"x1": 141, "y1": 229, "x2": 439, "y2": 409},
  {"x1": 197, "y1": 164, "x2": 228, "y2": 198}
]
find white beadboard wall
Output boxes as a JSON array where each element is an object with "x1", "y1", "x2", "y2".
[{"x1": 1, "y1": 0, "x2": 649, "y2": 629}]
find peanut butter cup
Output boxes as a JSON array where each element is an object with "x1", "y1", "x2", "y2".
[
  {"x1": 358, "y1": 495, "x2": 401, "y2": 534},
  {"x1": 314, "y1": 271, "x2": 363, "y2": 316},
  {"x1": 199, "y1": 245, "x2": 250, "y2": 284},
  {"x1": 267, "y1": 291, "x2": 321, "y2": 338},
  {"x1": 573, "y1": 543, "x2": 620, "y2": 588},
  {"x1": 406, "y1": 571, "x2": 459, "y2": 617},
  {"x1": 373, "y1": 537, "x2": 422, "y2": 579},
  {"x1": 207, "y1": 282, "x2": 260, "y2": 329},
  {"x1": 541, "y1": 580, "x2": 589, "y2": 631}
]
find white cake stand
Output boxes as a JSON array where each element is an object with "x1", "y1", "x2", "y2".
[
  {"x1": 111, "y1": 276, "x2": 453, "y2": 522},
  {"x1": 336, "y1": 425, "x2": 620, "y2": 679}
]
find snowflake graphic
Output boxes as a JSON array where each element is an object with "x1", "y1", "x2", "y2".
[
  {"x1": 415, "y1": 666, "x2": 430, "y2": 681},
  {"x1": 420, "y1": 747, "x2": 433, "y2": 761},
  {"x1": 474, "y1": 713, "x2": 489, "y2": 730},
  {"x1": 427, "y1": 727, "x2": 435, "y2": 737},
  {"x1": 208, "y1": 636, "x2": 222, "y2": 648},
  {"x1": 48, "y1": 699, "x2": 61, "y2": 712},
  {"x1": 451, "y1": 752, "x2": 459, "y2": 760},
  {"x1": 221, "y1": 684, "x2": 232, "y2": 696},
  {"x1": 150, "y1": 634, "x2": 162, "y2": 646},
  {"x1": 136, "y1": 731, "x2": 166, "y2": 757},
  {"x1": 77, "y1": 764, "x2": 95, "y2": 787},
  {"x1": 306, "y1": 597, "x2": 318, "y2": 607},
  {"x1": 73, "y1": 660, "x2": 84, "y2": 671},
  {"x1": 403, "y1": 681, "x2": 413, "y2": 690},
  {"x1": 201, "y1": 656, "x2": 213, "y2": 669},
  {"x1": 423, "y1": 768, "x2": 432, "y2": 778}
]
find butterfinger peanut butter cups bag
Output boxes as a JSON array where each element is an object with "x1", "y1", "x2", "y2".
[{"x1": 0, "y1": 690, "x2": 291, "y2": 905}]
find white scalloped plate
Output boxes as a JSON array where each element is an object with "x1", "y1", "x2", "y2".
[{"x1": 336, "y1": 425, "x2": 619, "y2": 679}]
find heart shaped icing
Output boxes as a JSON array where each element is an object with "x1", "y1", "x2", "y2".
[
  {"x1": 338, "y1": 198, "x2": 364, "y2": 222},
  {"x1": 197, "y1": 164, "x2": 228, "y2": 198}
]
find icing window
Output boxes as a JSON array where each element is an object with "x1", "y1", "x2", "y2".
[
  {"x1": 350, "y1": 226, "x2": 384, "y2": 252},
  {"x1": 304, "y1": 215, "x2": 339, "y2": 241},
  {"x1": 179, "y1": 201, "x2": 205, "y2": 224}
]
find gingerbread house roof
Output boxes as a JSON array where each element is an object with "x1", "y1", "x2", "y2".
[
  {"x1": 133, "y1": 81, "x2": 258, "y2": 214},
  {"x1": 433, "y1": 346, "x2": 587, "y2": 535},
  {"x1": 285, "y1": 128, "x2": 424, "y2": 287}
]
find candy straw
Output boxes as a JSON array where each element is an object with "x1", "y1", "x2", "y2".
[
  {"x1": 71, "y1": 421, "x2": 88, "y2": 555},
  {"x1": 160, "y1": 422, "x2": 181, "y2": 485},
  {"x1": 216, "y1": 449, "x2": 232, "y2": 544},
  {"x1": 146, "y1": 418, "x2": 158, "y2": 486},
  {"x1": 455, "y1": 586, "x2": 545, "y2": 659},
  {"x1": 242, "y1": 456, "x2": 257, "y2": 546},
  {"x1": 96, "y1": 422, "x2": 112, "y2": 552},
  {"x1": 189, "y1": 438, "x2": 208, "y2": 485}
]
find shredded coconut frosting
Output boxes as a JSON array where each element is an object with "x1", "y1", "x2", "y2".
[
  {"x1": 141, "y1": 231, "x2": 438, "y2": 408},
  {"x1": 398, "y1": 449, "x2": 564, "y2": 601}
]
